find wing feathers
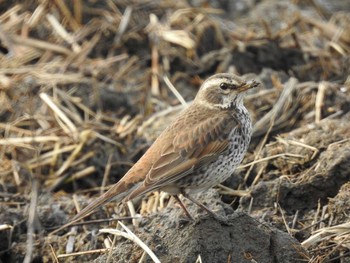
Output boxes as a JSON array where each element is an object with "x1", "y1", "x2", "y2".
[{"x1": 125, "y1": 106, "x2": 238, "y2": 201}]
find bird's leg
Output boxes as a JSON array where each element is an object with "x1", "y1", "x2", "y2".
[
  {"x1": 181, "y1": 192, "x2": 227, "y2": 222},
  {"x1": 173, "y1": 195, "x2": 195, "y2": 221},
  {"x1": 181, "y1": 192, "x2": 216, "y2": 217}
]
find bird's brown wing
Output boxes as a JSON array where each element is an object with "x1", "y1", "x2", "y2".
[
  {"x1": 125, "y1": 107, "x2": 238, "y2": 200},
  {"x1": 50, "y1": 107, "x2": 239, "y2": 234}
]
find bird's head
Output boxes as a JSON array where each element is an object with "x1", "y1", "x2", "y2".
[{"x1": 195, "y1": 73, "x2": 259, "y2": 109}]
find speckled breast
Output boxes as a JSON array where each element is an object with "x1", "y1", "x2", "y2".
[{"x1": 180, "y1": 107, "x2": 253, "y2": 193}]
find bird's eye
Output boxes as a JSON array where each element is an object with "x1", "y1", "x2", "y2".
[{"x1": 220, "y1": 83, "x2": 229, "y2": 90}]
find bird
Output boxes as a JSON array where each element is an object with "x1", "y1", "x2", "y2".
[{"x1": 62, "y1": 73, "x2": 258, "y2": 229}]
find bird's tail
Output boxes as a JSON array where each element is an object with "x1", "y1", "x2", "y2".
[{"x1": 49, "y1": 180, "x2": 139, "y2": 235}]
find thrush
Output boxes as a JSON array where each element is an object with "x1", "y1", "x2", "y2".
[{"x1": 68, "y1": 73, "x2": 258, "y2": 226}]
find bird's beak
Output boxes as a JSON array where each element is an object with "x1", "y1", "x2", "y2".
[{"x1": 238, "y1": 80, "x2": 259, "y2": 92}]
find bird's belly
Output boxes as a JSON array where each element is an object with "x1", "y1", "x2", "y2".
[{"x1": 177, "y1": 128, "x2": 251, "y2": 193}]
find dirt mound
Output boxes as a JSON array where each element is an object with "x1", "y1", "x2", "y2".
[{"x1": 93, "y1": 190, "x2": 307, "y2": 263}]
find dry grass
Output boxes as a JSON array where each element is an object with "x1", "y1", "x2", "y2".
[{"x1": 0, "y1": 0, "x2": 349, "y2": 262}]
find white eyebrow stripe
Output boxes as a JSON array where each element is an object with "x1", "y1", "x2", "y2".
[
  {"x1": 202, "y1": 78, "x2": 222, "y2": 90},
  {"x1": 202, "y1": 78, "x2": 240, "y2": 90}
]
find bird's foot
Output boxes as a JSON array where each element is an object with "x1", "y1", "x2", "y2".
[
  {"x1": 177, "y1": 215, "x2": 195, "y2": 225},
  {"x1": 208, "y1": 212, "x2": 235, "y2": 226}
]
